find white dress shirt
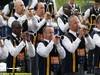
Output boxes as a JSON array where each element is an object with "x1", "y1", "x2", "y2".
[
  {"x1": 0, "y1": 39, "x2": 8, "y2": 59},
  {"x1": 2, "y1": 4, "x2": 10, "y2": 16},
  {"x1": 34, "y1": 15, "x2": 47, "y2": 32},
  {"x1": 30, "y1": 0, "x2": 38, "y2": 9},
  {"x1": 37, "y1": 39, "x2": 66, "y2": 59},
  {"x1": 83, "y1": 8, "x2": 91, "y2": 21},
  {"x1": 93, "y1": 28, "x2": 100, "y2": 47},
  {"x1": 18, "y1": 15, "x2": 38, "y2": 33},
  {"x1": 17, "y1": 14, "x2": 47, "y2": 33},
  {"x1": 0, "y1": 15, "x2": 7, "y2": 26},
  {"x1": 57, "y1": 14, "x2": 69, "y2": 33},
  {"x1": 62, "y1": 30, "x2": 95, "y2": 53},
  {"x1": 57, "y1": 3, "x2": 77, "y2": 16},
  {"x1": 26, "y1": 41, "x2": 35, "y2": 57},
  {"x1": 4, "y1": 38, "x2": 35, "y2": 57},
  {"x1": 8, "y1": 12, "x2": 24, "y2": 27}
]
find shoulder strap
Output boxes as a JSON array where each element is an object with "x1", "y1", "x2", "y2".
[{"x1": 13, "y1": 15, "x2": 18, "y2": 20}]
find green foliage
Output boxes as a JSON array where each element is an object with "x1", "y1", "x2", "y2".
[{"x1": 55, "y1": 0, "x2": 93, "y2": 12}]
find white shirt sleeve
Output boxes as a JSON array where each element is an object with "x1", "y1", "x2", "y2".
[
  {"x1": 4, "y1": 39, "x2": 25, "y2": 57},
  {"x1": 17, "y1": 15, "x2": 27, "y2": 25},
  {"x1": 30, "y1": 0, "x2": 38, "y2": 9},
  {"x1": 26, "y1": 41, "x2": 35, "y2": 57},
  {"x1": 37, "y1": 41, "x2": 54, "y2": 58},
  {"x1": 62, "y1": 36, "x2": 81, "y2": 53},
  {"x1": 57, "y1": 17, "x2": 69, "y2": 32},
  {"x1": 83, "y1": 9, "x2": 90, "y2": 20},
  {"x1": 85, "y1": 35, "x2": 95, "y2": 50},
  {"x1": 8, "y1": 17, "x2": 16, "y2": 27},
  {"x1": 93, "y1": 34, "x2": 100, "y2": 47},
  {"x1": 2, "y1": 4, "x2": 10, "y2": 15},
  {"x1": 35, "y1": 18, "x2": 47, "y2": 32},
  {"x1": 0, "y1": 15, "x2": 7, "y2": 26},
  {"x1": 57, "y1": 6, "x2": 63, "y2": 16},
  {"x1": 56, "y1": 43, "x2": 66, "y2": 59},
  {"x1": 0, "y1": 46, "x2": 8, "y2": 59}
]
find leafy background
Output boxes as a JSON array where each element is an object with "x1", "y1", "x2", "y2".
[{"x1": 55, "y1": 0, "x2": 95, "y2": 12}]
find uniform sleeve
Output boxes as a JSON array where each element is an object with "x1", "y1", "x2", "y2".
[
  {"x1": 57, "y1": 17, "x2": 69, "y2": 32},
  {"x1": 83, "y1": 9, "x2": 90, "y2": 21},
  {"x1": 26, "y1": 41, "x2": 35, "y2": 57},
  {"x1": 62, "y1": 36, "x2": 81, "y2": 53},
  {"x1": 37, "y1": 41, "x2": 54, "y2": 58},
  {"x1": 0, "y1": 45, "x2": 8, "y2": 59},
  {"x1": 93, "y1": 34, "x2": 100, "y2": 47},
  {"x1": 56, "y1": 43, "x2": 66, "y2": 59},
  {"x1": 30, "y1": 0, "x2": 38, "y2": 9},
  {"x1": 2, "y1": 4, "x2": 10, "y2": 15},
  {"x1": 8, "y1": 17, "x2": 16, "y2": 27},
  {"x1": 85, "y1": 35, "x2": 95, "y2": 50},
  {"x1": 0, "y1": 39, "x2": 8, "y2": 59},
  {"x1": 57, "y1": 6, "x2": 63, "y2": 16},
  {"x1": 4, "y1": 39, "x2": 25, "y2": 57}
]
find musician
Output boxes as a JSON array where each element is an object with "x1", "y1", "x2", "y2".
[
  {"x1": 6, "y1": 21, "x2": 35, "y2": 73},
  {"x1": 83, "y1": 0, "x2": 100, "y2": 26},
  {"x1": 34, "y1": 2, "x2": 51, "y2": 45},
  {"x1": 34, "y1": 2, "x2": 51, "y2": 31},
  {"x1": 83, "y1": 0, "x2": 100, "y2": 73},
  {"x1": 36, "y1": 26, "x2": 66, "y2": 75},
  {"x1": 57, "y1": 3, "x2": 71, "y2": 35},
  {"x1": 8, "y1": 0, "x2": 25, "y2": 27},
  {"x1": 60, "y1": 15, "x2": 95, "y2": 74},
  {"x1": 92, "y1": 15, "x2": 100, "y2": 68},
  {"x1": 2, "y1": 0, "x2": 37, "y2": 20},
  {"x1": 57, "y1": 0, "x2": 80, "y2": 16}
]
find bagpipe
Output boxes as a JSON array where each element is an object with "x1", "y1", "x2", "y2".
[{"x1": 88, "y1": 14, "x2": 97, "y2": 32}]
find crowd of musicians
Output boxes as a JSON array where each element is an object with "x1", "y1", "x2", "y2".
[{"x1": 0, "y1": 0, "x2": 100, "y2": 75}]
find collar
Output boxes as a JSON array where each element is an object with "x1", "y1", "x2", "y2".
[
  {"x1": 69, "y1": 29, "x2": 77, "y2": 37},
  {"x1": 12, "y1": 33, "x2": 17, "y2": 38},
  {"x1": 34, "y1": 15, "x2": 41, "y2": 20},
  {"x1": 63, "y1": 14, "x2": 68, "y2": 18},
  {"x1": 14, "y1": 12, "x2": 22, "y2": 18},
  {"x1": 44, "y1": 39, "x2": 50, "y2": 43}
]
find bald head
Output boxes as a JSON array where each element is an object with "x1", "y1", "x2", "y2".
[
  {"x1": 14, "y1": 0, "x2": 25, "y2": 15},
  {"x1": 68, "y1": 15, "x2": 80, "y2": 32},
  {"x1": 35, "y1": 2, "x2": 45, "y2": 17}
]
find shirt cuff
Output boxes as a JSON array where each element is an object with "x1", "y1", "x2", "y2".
[{"x1": 76, "y1": 37, "x2": 81, "y2": 43}]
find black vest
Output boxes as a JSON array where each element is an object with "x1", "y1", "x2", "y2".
[
  {"x1": 61, "y1": 32, "x2": 85, "y2": 73},
  {"x1": 91, "y1": 30, "x2": 100, "y2": 53},
  {"x1": 60, "y1": 14, "x2": 68, "y2": 24},
  {"x1": 7, "y1": 35, "x2": 27, "y2": 72},
  {"x1": 88, "y1": 7, "x2": 100, "y2": 23},
  {"x1": 58, "y1": 15, "x2": 68, "y2": 35},
  {"x1": 38, "y1": 40, "x2": 59, "y2": 75},
  {"x1": 13, "y1": 15, "x2": 28, "y2": 32}
]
